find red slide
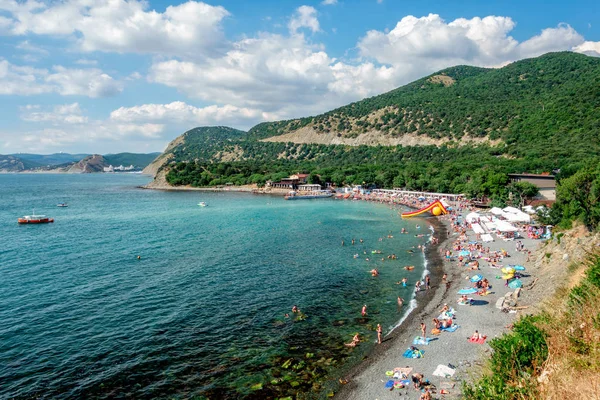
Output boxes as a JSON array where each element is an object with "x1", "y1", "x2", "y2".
[{"x1": 401, "y1": 200, "x2": 447, "y2": 218}]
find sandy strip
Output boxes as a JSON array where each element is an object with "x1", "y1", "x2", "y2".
[{"x1": 336, "y1": 210, "x2": 539, "y2": 400}]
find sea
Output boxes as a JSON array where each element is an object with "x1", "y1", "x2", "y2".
[{"x1": 0, "y1": 174, "x2": 431, "y2": 399}]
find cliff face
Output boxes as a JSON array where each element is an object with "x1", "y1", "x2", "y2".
[
  {"x1": 67, "y1": 154, "x2": 108, "y2": 173},
  {"x1": 0, "y1": 155, "x2": 26, "y2": 172}
]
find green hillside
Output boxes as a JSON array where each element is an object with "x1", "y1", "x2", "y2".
[
  {"x1": 157, "y1": 52, "x2": 600, "y2": 206},
  {"x1": 249, "y1": 52, "x2": 600, "y2": 160}
]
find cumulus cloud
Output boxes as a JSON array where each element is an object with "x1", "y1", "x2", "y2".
[
  {"x1": 20, "y1": 102, "x2": 88, "y2": 124},
  {"x1": 147, "y1": 33, "x2": 396, "y2": 119},
  {"x1": 321, "y1": 0, "x2": 338, "y2": 5},
  {"x1": 110, "y1": 101, "x2": 274, "y2": 128},
  {"x1": 289, "y1": 6, "x2": 320, "y2": 34},
  {"x1": 357, "y1": 14, "x2": 591, "y2": 71},
  {"x1": 571, "y1": 41, "x2": 600, "y2": 57},
  {"x1": 0, "y1": 0, "x2": 229, "y2": 57},
  {"x1": 0, "y1": 60, "x2": 122, "y2": 97}
]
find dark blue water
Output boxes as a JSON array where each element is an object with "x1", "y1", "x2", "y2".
[{"x1": 0, "y1": 174, "x2": 428, "y2": 399}]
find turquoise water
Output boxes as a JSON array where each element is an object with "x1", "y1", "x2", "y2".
[{"x1": 0, "y1": 174, "x2": 429, "y2": 399}]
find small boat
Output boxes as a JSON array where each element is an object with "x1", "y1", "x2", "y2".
[
  {"x1": 198, "y1": 202, "x2": 207, "y2": 207},
  {"x1": 18, "y1": 214, "x2": 54, "y2": 224},
  {"x1": 57, "y1": 203, "x2": 68, "y2": 207}
]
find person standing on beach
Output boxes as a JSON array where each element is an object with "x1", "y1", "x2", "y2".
[
  {"x1": 442, "y1": 273, "x2": 447, "y2": 283},
  {"x1": 415, "y1": 280, "x2": 422, "y2": 292},
  {"x1": 361, "y1": 304, "x2": 367, "y2": 317},
  {"x1": 376, "y1": 324, "x2": 382, "y2": 344},
  {"x1": 420, "y1": 322, "x2": 426, "y2": 338},
  {"x1": 425, "y1": 275, "x2": 431, "y2": 290}
]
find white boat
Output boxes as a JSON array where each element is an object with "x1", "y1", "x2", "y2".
[
  {"x1": 57, "y1": 202, "x2": 68, "y2": 207},
  {"x1": 198, "y1": 202, "x2": 207, "y2": 207}
]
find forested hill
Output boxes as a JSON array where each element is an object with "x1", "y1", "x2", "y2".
[
  {"x1": 249, "y1": 52, "x2": 600, "y2": 160},
  {"x1": 150, "y1": 52, "x2": 600, "y2": 203}
]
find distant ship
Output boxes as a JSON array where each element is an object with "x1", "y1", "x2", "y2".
[
  {"x1": 198, "y1": 202, "x2": 208, "y2": 207},
  {"x1": 284, "y1": 190, "x2": 333, "y2": 200},
  {"x1": 18, "y1": 214, "x2": 54, "y2": 224}
]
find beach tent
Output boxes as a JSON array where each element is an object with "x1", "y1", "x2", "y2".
[
  {"x1": 481, "y1": 234, "x2": 494, "y2": 242},
  {"x1": 465, "y1": 212, "x2": 480, "y2": 223},
  {"x1": 472, "y1": 224, "x2": 485, "y2": 234},
  {"x1": 490, "y1": 207, "x2": 504, "y2": 215},
  {"x1": 495, "y1": 220, "x2": 518, "y2": 232}
]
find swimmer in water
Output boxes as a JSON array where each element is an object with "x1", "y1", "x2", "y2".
[
  {"x1": 361, "y1": 304, "x2": 367, "y2": 317},
  {"x1": 397, "y1": 296, "x2": 404, "y2": 306}
]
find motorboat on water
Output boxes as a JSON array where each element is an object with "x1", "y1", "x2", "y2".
[
  {"x1": 18, "y1": 214, "x2": 54, "y2": 224},
  {"x1": 198, "y1": 202, "x2": 208, "y2": 207},
  {"x1": 57, "y1": 202, "x2": 68, "y2": 207}
]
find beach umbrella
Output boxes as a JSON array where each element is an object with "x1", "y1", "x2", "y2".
[
  {"x1": 508, "y1": 279, "x2": 523, "y2": 289},
  {"x1": 470, "y1": 274, "x2": 483, "y2": 282},
  {"x1": 502, "y1": 273, "x2": 515, "y2": 280},
  {"x1": 513, "y1": 265, "x2": 526, "y2": 271},
  {"x1": 459, "y1": 250, "x2": 470, "y2": 256},
  {"x1": 501, "y1": 267, "x2": 515, "y2": 274},
  {"x1": 458, "y1": 288, "x2": 478, "y2": 295}
]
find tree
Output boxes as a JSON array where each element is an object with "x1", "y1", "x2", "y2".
[{"x1": 508, "y1": 181, "x2": 539, "y2": 207}]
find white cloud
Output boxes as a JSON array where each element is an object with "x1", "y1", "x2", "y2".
[
  {"x1": 321, "y1": 0, "x2": 337, "y2": 5},
  {"x1": 0, "y1": 0, "x2": 230, "y2": 58},
  {"x1": 289, "y1": 5, "x2": 320, "y2": 34},
  {"x1": 46, "y1": 66, "x2": 123, "y2": 97},
  {"x1": 0, "y1": 59, "x2": 122, "y2": 97},
  {"x1": 573, "y1": 41, "x2": 600, "y2": 57},
  {"x1": 20, "y1": 102, "x2": 88, "y2": 124},
  {"x1": 357, "y1": 14, "x2": 591, "y2": 71},
  {"x1": 110, "y1": 101, "x2": 274, "y2": 129}
]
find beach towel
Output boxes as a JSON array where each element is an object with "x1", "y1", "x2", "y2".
[
  {"x1": 468, "y1": 337, "x2": 487, "y2": 344},
  {"x1": 393, "y1": 367, "x2": 413, "y2": 378},
  {"x1": 413, "y1": 336, "x2": 432, "y2": 345},
  {"x1": 440, "y1": 324, "x2": 460, "y2": 332},
  {"x1": 432, "y1": 364, "x2": 456, "y2": 378},
  {"x1": 402, "y1": 348, "x2": 425, "y2": 358}
]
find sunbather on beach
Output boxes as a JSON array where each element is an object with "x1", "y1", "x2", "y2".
[
  {"x1": 469, "y1": 330, "x2": 486, "y2": 341},
  {"x1": 420, "y1": 388, "x2": 432, "y2": 400},
  {"x1": 411, "y1": 372, "x2": 424, "y2": 389}
]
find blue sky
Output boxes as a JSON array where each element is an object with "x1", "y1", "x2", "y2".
[{"x1": 0, "y1": 0, "x2": 598, "y2": 154}]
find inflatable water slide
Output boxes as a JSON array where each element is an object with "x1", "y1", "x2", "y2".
[{"x1": 401, "y1": 200, "x2": 448, "y2": 218}]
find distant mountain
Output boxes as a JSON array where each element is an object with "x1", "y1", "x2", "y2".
[
  {"x1": 0, "y1": 152, "x2": 162, "y2": 173},
  {"x1": 104, "y1": 152, "x2": 161, "y2": 168},
  {"x1": 12, "y1": 153, "x2": 90, "y2": 166}
]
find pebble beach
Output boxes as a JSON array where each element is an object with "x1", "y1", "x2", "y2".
[{"x1": 337, "y1": 205, "x2": 540, "y2": 400}]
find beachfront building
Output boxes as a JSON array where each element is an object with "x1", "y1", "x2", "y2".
[
  {"x1": 298, "y1": 184, "x2": 322, "y2": 192},
  {"x1": 268, "y1": 173, "x2": 310, "y2": 190},
  {"x1": 508, "y1": 173, "x2": 556, "y2": 201}
]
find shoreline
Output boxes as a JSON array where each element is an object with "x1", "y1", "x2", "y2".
[
  {"x1": 333, "y1": 210, "x2": 452, "y2": 397},
  {"x1": 336, "y1": 205, "x2": 543, "y2": 400}
]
